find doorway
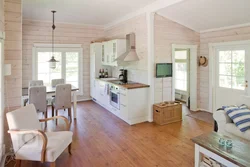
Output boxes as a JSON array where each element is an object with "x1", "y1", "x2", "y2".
[
  {"x1": 210, "y1": 41, "x2": 250, "y2": 112},
  {"x1": 174, "y1": 49, "x2": 190, "y2": 106},
  {"x1": 172, "y1": 44, "x2": 198, "y2": 111}
]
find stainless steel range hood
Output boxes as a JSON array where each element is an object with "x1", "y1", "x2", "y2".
[{"x1": 116, "y1": 33, "x2": 139, "y2": 62}]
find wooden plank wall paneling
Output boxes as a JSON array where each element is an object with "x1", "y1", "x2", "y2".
[
  {"x1": 154, "y1": 14, "x2": 200, "y2": 104},
  {"x1": 22, "y1": 20, "x2": 104, "y2": 101},
  {"x1": 104, "y1": 14, "x2": 149, "y2": 84},
  {"x1": 4, "y1": 0, "x2": 22, "y2": 107},
  {"x1": 0, "y1": 0, "x2": 3, "y2": 32},
  {"x1": 199, "y1": 26, "x2": 250, "y2": 111}
]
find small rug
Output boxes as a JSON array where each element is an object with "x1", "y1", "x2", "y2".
[{"x1": 187, "y1": 111, "x2": 214, "y2": 124}]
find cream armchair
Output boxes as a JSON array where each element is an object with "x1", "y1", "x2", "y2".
[{"x1": 6, "y1": 104, "x2": 73, "y2": 167}]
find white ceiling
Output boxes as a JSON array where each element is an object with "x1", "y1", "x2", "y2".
[
  {"x1": 157, "y1": 0, "x2": 250, "y2": 32},
  {"x1": 23, "y1": 0, "x2": 157, "y2": 26}
]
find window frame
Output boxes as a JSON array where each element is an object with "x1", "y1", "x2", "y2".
[
  {"x1": 174, "y1": 49, "x2": 189, "y2": 92},
  {"x1": 32, "y1": 44, "x2": 83, "y2": 95},
  {"x1": 216, "y1": 46, "x2": 248, "y2": 93}
]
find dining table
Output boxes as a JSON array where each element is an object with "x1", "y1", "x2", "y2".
[{"x1": 22, "y1": 85, "x2": 79, "y2": 119}]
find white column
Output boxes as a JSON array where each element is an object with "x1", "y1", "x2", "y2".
[{"x1": 147, "y1": 12, "x2": 155, "y2": 122}]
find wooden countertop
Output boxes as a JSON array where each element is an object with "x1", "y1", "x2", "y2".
[
  {"x1": 116, "y1": 82, "x2": 150, "y2": 89},
  {"x1": 96, "y1": 78, "x2": 150, "y2": 89}
]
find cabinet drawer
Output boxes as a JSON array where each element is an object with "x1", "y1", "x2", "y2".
[
  {"x1": 119, "y1": 87, "x2": 127, "y2": 95},
  {"x1": 120, "y1": 89, "x2": 127, "y2": 105}
]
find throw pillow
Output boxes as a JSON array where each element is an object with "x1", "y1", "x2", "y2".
[{"x1": 224, "y1": 106, "x2": 250, "y2": 132}]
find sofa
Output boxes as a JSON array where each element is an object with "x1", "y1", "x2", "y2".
[{"x1": 213, "y1": 109, "x2": 250, "y2": 141}]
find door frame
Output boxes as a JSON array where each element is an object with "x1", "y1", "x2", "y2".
[
  {"x1": 172, "y1": 44, "x2": 198, "y2": 111},
  {"x1": 209, "y1": 40, "x2": 250, "y2": 113}
]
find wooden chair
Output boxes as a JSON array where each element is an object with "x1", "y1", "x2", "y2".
[
  {"x1": 6, "y1": 104, "x2": 72, "y2": 167},
  {"x1": 52, "y1": 84, "x2": 72, "y2": 124},
  {"x1": 51, "y1": 79, "x2": 64, "y2": 87},
  {"x1": 29, "y1": 86, "x2": 48, "y2": 127}
]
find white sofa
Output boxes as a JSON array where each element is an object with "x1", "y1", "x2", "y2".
[{"x1": 213, "y1": 109, "x2": 250, "y2": 141}]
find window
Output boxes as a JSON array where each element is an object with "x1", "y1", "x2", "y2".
[
  {"x1": 218, "y1": 50, "x2": 245, "y2": 90},
  {"x1": 33, "y1": 45, "x2": 82, "y2": 94},
  {"x1": 175, "y1": 50, "x2": 189, "y2": 91}
]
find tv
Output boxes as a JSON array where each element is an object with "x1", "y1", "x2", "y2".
[{"x1": 156, "y1": 63, "x2": 172, "y2": 78}]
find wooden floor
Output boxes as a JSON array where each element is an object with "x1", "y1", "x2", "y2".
[{"x1": 5, "y1": 101, "x2": 212, "y2": 167}]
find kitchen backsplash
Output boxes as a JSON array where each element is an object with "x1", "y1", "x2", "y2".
[{"x1": 111, "y1": 67, "x2": 148, "y2": 84}]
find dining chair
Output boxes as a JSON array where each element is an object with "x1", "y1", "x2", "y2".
[
  {"x1": 51, "y1": 79, "x2": 65, "y2": 87},
  {"x1": 6, "y1": 104, "x2": 72, "y2": 167},
  {"x1": 52, "y1": 84, "x2": 72, "y2": 124},
  {"x1": 29, "y1": 80, "x2": 44, "y2": 87},
  {"x1": 23, "y1": 80, "x2": 44, "y2": 106},
  {"x1": 29, "y1": 86, "x2": 48, "y2": 127}
]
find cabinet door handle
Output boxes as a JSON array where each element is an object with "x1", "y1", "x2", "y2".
[
  {"x1": 120, "y1": 93, "x2": 126, "y2": 96},
  {"x1": 121, "y1": 104, "x2": 126, "y2": 107}
]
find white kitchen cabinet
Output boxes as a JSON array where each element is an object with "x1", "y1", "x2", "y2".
[
  {"x1": 90, "y1": 43, "x2": 102, "y2": 99},
  {"x1": 94, "y1": 79, "x2": 112, "y2": 110},
  {"x1": 119, "y1": 87, "x2": 149, "y2": 125},
  {"x1": 101, "y1": 40, "x2": 126, "y2": 66},
  {"x1": 93, "y1": 79, "x2": 149, "y2": 125}
]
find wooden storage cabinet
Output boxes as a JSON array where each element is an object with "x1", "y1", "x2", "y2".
[{"x1": 153, "y1": 102, "x2": 182, "y2": 125}]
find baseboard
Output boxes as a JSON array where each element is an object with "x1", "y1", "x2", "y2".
[
  {"x1": 77, "y1": 98, "x2": 92, "y2": 102},
  {"x1": 197, "y1": 108, "x2": 211, "y2": 113}
]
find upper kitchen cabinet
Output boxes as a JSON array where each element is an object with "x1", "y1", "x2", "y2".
[
  {"x1": 101, "y1": 42, "x2": 106, "y2": 65},
  {"x1": 101, "y1": 39, "x2": 126, "y2": 66}
]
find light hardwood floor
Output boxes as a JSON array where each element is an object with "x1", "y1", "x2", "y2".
[{"x1": 5, "y1": 101, "x2": 212, "y2": 167}]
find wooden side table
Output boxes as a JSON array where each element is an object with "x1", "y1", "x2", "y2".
[{"x1": 192, "y1": 132, "x2": 250, "y2": 167}]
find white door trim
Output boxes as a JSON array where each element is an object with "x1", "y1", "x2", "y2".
[
  {"x1": 172, "y1": 44, "x2": 198, "y2": 111},
  {"x1": 209, "y1": 40, "x2": 250, "y2": 113}
]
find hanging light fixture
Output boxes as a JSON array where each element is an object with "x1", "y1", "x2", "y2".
[{"x1": 48, "y1": 10, "x2": 58, "y2": 69}]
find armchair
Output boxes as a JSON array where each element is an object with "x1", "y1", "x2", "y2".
[{"x1": 6, "y1": 104, "x2": 73, "y2": 167}]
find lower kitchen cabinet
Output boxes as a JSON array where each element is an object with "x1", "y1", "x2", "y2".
[
  {"x1": 119, "y1": 87, "x2": 149, "y2": 125},
  {"x1": 93, "y1": 79, "x2": 149, "y2": 125}
]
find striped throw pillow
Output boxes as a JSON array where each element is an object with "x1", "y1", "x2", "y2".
[{"x1": 224, "y1": 106, "x2": 250, "y2": 132}]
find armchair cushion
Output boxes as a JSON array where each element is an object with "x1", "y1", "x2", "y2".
[
  {"x1": 225, "y1": 123, "x2": 250, "y2": 141},
  {"x1": 6, "y1": 104, "x2": 41, "y2": 130},
  {"x1": 15, "y1": 131, "x2": 73, "y2": 162},
  {"x1": 213, "y1": 109, "x2": 233, "y2": 124}
]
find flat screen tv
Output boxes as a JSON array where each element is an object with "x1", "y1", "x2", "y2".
[{"x1": 156, "y1": 63, "x2": 172, "y2": 78}]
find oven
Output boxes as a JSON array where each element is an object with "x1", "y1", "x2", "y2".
[{"x1": 110, "y1": 85, "x2": 120, "y2": 110}]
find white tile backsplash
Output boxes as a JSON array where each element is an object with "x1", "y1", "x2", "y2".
[{"x1": 111, "y1": 66, "x2": 148, "y2": 84}]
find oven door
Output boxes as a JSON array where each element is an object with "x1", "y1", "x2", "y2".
[{"x1": 110, "y1": 91, "x2": 120, "y2": 110}]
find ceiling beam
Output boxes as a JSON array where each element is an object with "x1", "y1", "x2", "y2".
[{"x1": 104, "y1": 0, "x2": 185, "y2": 29}]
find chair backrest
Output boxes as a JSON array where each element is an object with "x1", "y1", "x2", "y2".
[
  {"x1": 6, "y1": 104, "x2": 42, "y2": 151},
  {"x1": 55, "y1": 84, "x2": 71, "y2": 110},
  {"x1": 29, "y1": 86, "x2": 47, "y2": 113},
  {"x1": 29, "y1": 80, "x2": 43, "y2": 87},
  {"x1": 51, "y1": 79, "x2": 64, "y2": 87}
]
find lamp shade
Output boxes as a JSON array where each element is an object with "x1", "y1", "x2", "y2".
[
  {"x1": 4, "y1": 64, "x2": 11, "y2": 76},
  {"x1": 48, "y1": 56, "x2": 58, "y2": 69}
]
